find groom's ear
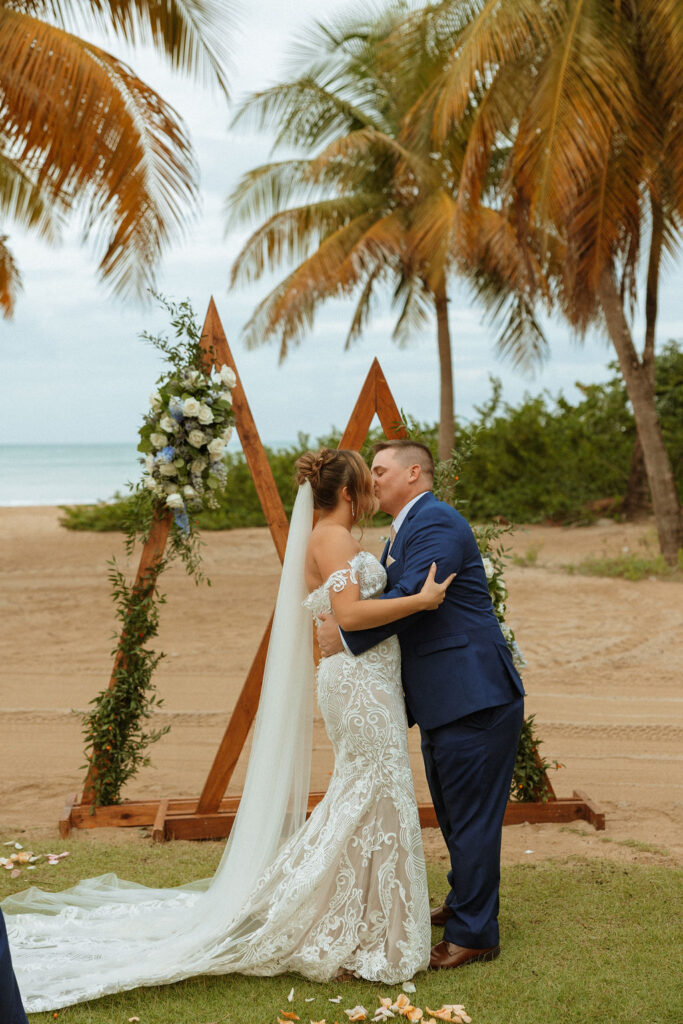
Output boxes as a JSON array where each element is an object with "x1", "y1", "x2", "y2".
[{"x1": 408, "y1": 463, "x2": 421, "y2": 482}]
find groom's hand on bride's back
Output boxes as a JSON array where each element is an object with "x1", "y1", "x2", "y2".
[{"x1": 317, "y1": 614, "x2": 344, "y2": 658}]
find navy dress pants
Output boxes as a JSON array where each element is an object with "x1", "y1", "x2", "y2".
[
  {"x1": 0, "y1": 910, "x2": 28, "y2": 1024},
  {"x1": 421, "y1": 697, "x2": 524, "y2": 949}
]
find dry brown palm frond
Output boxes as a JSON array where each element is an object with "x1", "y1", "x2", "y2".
[
  {"x1": 0, "y1": 11, "x2": 198, "y2": 296},
  {"x1": 308, "y1": 127, "x2": 435, "y2": 190},
  {"x1": 239, "y1": 211, "x2": 379, "y2": 355},
  {"x1": 508, "y1": 1, "x2": 641, "y2": 247},
  {"x1": 639, "y1": 0, "x2": 683, "y2": 218},
  {"x1": 0, "y1": 234, "x2": 22, "y2": 317},
  {"x1": 226, "y1": 160, "x2": 315, "y2": 231},
  {"x1": 0, "y1": 150, "x2": 62, "y2": 243},
  {"x1": 231, "y1": 77, "x2": 386, "y2": 151},
  {"x1": 409, "y1": 190, "x2": 461, "y2": 291},
  {"x1": 14, "y1": 0, "x2": 233, "y2": 93},
  {"x1": 399, "y1": 0, "x2": 559, "y2": 146},
  {"x1": 230, "y1": 197, "x2": 381, "y2": 287}
]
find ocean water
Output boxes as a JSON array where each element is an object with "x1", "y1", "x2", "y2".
[{"x1": 0, "y1": 439, "x2": 293, "y2": 507}]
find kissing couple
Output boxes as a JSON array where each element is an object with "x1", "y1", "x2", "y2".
[{"x1": 4, "y1": 440, "x2": 524, "y2": 1013}]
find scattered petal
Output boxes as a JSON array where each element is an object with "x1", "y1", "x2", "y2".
[
  {"x1": 280, "y1": 1013, "x2": 300, "y2": 1021},
  {"x1": 14, "y1": 843, "x2": 23, "y2": 850},
  {"x1": 305, "y1": 998, "x2": 315, "y2": 1003},
  {"x1": 329, "y1": 996, "x2": 343, "y2": 1003},
  {"x1": 10, "y1": 869, "x2": 21, "y2": 878},
  {"x1": 128, "y1": 1018, "x2": 140, "y2": 1022},
  {"x1": 288, "y1": 987, "x2": 295, "y2": 1003},
  {"x1": 524, "y1": 849, "x2": 534, "y2": 854},
  {"x1": 345, "y1": 1009, "x2": 367, "y2": 1022},
  {"x1": 402, "y1": 982, "x2": 416, "y2": 994}
]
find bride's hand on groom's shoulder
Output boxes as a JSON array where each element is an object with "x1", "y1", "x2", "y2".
[{"x1": 317, "y1": 614, "x2": 344, "y2": 657}]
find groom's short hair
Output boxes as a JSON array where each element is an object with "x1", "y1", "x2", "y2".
[{"x1": 372, "y1": 440, "x2": 434, "y2": 479}]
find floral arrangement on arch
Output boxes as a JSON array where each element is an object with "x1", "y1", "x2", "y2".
[
  {"x1": 138, "y1": 362, "x2": 236, "y2": 533},
  {"x1": 81, "y1": 297, "x2": 239, "y2": 806}
]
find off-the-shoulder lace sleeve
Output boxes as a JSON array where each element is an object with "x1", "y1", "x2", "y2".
[{"x1": 327, "y1": 561, "x2": 359, "y2": 593}]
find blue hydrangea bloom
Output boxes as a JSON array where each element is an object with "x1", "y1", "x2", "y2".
[
  {"x1": 173, "y1": 508, "x2": 190, "y2": 535},
  {"x1": 169, "y1": 396, "x2": 184, "y2": 422},
  {"x1": 161, "y1": 445, "x2": 175, "y2": 462}
]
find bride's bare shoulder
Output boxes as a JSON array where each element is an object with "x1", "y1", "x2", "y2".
[{"x1": 308, "y1": 523, "x2": 362, "y2": 577}]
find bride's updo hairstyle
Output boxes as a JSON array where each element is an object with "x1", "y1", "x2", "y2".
[{"x1": 296, "y1": 448, "x2": 376, "y2": 522}]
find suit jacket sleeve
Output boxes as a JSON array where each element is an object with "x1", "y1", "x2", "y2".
[{"x1": 341, "y1": 513, "x2": 464, "y2": 656}]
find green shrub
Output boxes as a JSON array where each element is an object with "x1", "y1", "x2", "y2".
[{"x1": 59, "y1": 343, "x2": 683, "y2": 531}]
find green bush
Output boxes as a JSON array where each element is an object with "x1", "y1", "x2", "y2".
[{"x1": 60, "y1": 343, "x2": 683, "y2": 531}]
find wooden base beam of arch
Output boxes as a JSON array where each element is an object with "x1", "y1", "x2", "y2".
[{"x1": 60, "y1": 299, "x2": 604, "y2": 839}]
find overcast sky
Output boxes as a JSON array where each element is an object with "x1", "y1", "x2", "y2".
[{"x1": 2, "y1": 0, "x2": 681, "y2": 446}]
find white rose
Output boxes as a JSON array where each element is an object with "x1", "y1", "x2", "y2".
[
  {"x1": 159, "y1": 415, "x2": 177, "y2": 433},
  {"x1": 221, "y1": 425, "x2": 234, "y2": 443},
  {"x1": 183, "y1": 397, "x2": 201, "y2": 417},
  {"x1": 219, "y1": 364, "x2": 237, "y2": 388},
  {"x1": 188, "y1": 429, "x2": 206, "y2": 448},
  {"x1": 149, "y1": 392, "x2": 162, "y2": 411},
  {"x1": 159, "y1": 462, "x2": 177, "y2": 477},
  {"x1": 197, "y1": 403, "x2": 214, "y2": 425},
  {"x1": 150, "y1": 432, "x2": 168, "y2": 449},
  {"x1": 190, "y1": 457, "x2": 207, "y2": 474},
  {"x1": 142, "y1": 474, "x2": 156, "y2": 490},
  {"x1": 207, "y1": 437, "x2": 225, "y2": 460},
  {"x1": 498, "y1": 581, "x2": 507, "y2": 597},
  {"x1": 144, "y1": 454, "x2": 155, "y2": 472},
  {"x1": 184, "y1": 369, "x2": 202, "y2": 388},
  {"x1": 166, "y1": 492, "x2": 184, "y2": 510},
  {"x1": 221, "y1": 389, "x2": 233, "y2": 405},
  {"x1": 482, "y1": 557, "x2": 495, "y2": 579},
  {"x1": 183, "y1": 485, "x2": 197, "y2": 498}
]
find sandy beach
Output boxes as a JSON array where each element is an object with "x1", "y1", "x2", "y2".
[{"x1": 1, "y1": 507, "x2": 681, "y2": 866}]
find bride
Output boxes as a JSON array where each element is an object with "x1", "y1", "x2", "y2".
[{"x1": 4, "y1": 448, "x2": 453, "y2": 1011}]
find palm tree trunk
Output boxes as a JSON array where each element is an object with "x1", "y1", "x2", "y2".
[
  {"x1": 623, "y1": 197, "x2": 662, "y2": 519},
  {"x1": 434, "y1": 279, "x2": 455, "y2": 460},
  {"x1": 598, "y1": 267, "x2": 681, "y2": 564}
]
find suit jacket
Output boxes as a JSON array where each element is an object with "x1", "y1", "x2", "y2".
[{"x1": 342, "y1": 491, "x2": 524, "y2": 729}]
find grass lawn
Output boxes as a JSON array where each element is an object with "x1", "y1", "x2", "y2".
[{"x1": 2, "y1": 835, "x2": 681, "y2": 1024}]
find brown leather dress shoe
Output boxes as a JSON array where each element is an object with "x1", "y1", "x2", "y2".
[
  {"x1": 429, "y1": 940, "x2": 501, "y2": 969},
  {"x1": 430, "y1": 902, "x2": 454, "y2": 926}
]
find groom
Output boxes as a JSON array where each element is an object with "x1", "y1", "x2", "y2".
[{"x1": 318, "y1": 440, "x2": 524, "y2": 969}]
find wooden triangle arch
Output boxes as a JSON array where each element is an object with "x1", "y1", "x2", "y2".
[{"x1": 60, "y1": 300, "x2": 603, "y2": 839}]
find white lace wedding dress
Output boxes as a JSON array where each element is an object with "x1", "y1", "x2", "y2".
[{"x1": 5, "y1": 531, "x2": 429, "y2": 1010}]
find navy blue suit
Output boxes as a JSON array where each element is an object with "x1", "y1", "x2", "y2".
[
  {"x1": 342, "y1": 491, "x2": 524, "y2": 948},
  {"x1": 0, "y1": 910, "x2": 28, "y2": 1024}
]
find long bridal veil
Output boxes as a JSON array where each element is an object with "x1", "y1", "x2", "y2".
[{"x1": 5, "y1": 483, "x2": 315, "y2": 1011}]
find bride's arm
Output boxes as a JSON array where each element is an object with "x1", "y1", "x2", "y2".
[{"x1": 312, "y1": 527, "x2": 453, "y2": 631}]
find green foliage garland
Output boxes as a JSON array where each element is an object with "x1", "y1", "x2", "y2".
[{"x1": 81, "y1": 298, "x2": 235, "y2": 805}]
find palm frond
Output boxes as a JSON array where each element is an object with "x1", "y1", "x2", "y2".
[
  {"x1": 0, "y1": 150, "x2": 62, "y2": 242},
  {"x1": 391, "y1": 276, "x2": 432, "y2": 348},
  {"x1": 230, "y1": 196, "x2": 382, "y2": 287},
  {"x1": 9, "y1": 0, "x2": 233, "y2": 93},
  {"x1": 508, "y1": 1, "x2": 641, "y2": 239},
  {"x1": 231, "y1": 78, "x2": 387, "y2": 152},
  {"x1": 344, "y1": 264, "x2": 384, "y2": 349},
  {"x1": 226, "y1": 160, "x2": 315, "y2": 230},
  {"x1": 0, "y1": 233, "x2": 22, "y2": 317},
  {"x1": 239, "y1": 212, "x2": 379, "y2": 355},
  {"x1": 0, "y1": 13, "x2": 198, "y2": 296}
]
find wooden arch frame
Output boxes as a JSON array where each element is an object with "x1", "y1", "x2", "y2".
[{"x1": 60, "y1": 300, "x2": 603, "y2": 838}]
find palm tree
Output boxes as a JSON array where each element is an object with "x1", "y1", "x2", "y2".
[
  {"x1": 394, "y1": 0, "x2": 682, "y2": 561},
  {"x1": 227, "y1": 3, "x2": 545, "y2": 459},
  {"x1": 0, "y1": 0, "x2": 232, "y2": 315}
]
